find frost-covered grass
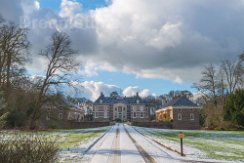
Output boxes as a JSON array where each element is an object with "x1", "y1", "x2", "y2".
[
  {"x1": 135, "y1": 127, "x2": 244, "y2": 161},
  {"x1": 1, "y1": 127, "x2": 109, "y2": 163},
  {"x1": 54, "y1": 127, "x2": 109, "y2": 149},
  {"x1": 1, "y1": 127, "x2": 109, "y2": 150}
]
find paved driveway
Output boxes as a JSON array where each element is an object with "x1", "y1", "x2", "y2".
[{"x1": 82, "y1": 124, "x2": 187, "y2": 163}]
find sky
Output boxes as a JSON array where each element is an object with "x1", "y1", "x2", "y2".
[{"x1": 0, "y1": 0, "x2": 243, "y2": 101}]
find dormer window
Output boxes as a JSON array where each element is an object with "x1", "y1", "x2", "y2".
[
  {"x1": 136, "y1": 100, "x2": 140, "y2": 104},
  {"x1": 99, "y1": 99, "x2": 103, "y2": 104}
]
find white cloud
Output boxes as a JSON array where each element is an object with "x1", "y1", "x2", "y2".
[
  {"x1": 79, "y1": 60, "x2": 117, "y2": 77},
  {"x1": 59, "y1": 0, "x2": 81, "y2": 18},
  {"x1": 89, "y1": 0, "x2": 242, "y2": 82},
  {"x1": 140, "y1": 89, "x2": 151, "y2": 98},
  {"x1": 76, "y1": 81, "x2": 120, "y2": 101},
  {"x1": 123, "y1": 86, "x2": 153, "y2": 98},
  {"x1": 64, "y1": 82, "x2": 157, "y2": 101},
  {"x1": 148, "y1": 22, "x2": 183, "y2": 50}
]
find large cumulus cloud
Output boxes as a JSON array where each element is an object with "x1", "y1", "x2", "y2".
[{"x1": 90, "y1": 0, "x2": 244, "y2": 82}]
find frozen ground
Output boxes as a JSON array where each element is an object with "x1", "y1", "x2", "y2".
[
  {"x1": 71, "y1": 124, "x2": 242, "y2": 163},
  {"x1": 134, "y1": 126, "x2": 244, "y2": 163},
  {"x1": 4, "y1": 125, "x2": 242, "y2": 162},
  {"x1": 56, "y1": 127, "x2": 110, "y2": 162}
]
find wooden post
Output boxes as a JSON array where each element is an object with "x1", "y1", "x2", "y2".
[
  {"x1": 178, "y1": 132, "x2": 185, "y2": 156},
  {"x1": 180, "y1": 137, "x2": 183, "y2": 156}
]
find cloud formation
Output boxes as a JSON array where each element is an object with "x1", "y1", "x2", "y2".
[
  {"x1": 1, "y1": 0, "x2": 244, "y2": 83},
  {"x1": 67, "y1": 81, "x2": 154, "y2": 101},
  {"x1": 123, "y1": 86, "x2": 154, "y2": 98}
]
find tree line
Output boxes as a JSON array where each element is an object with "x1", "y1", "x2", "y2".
[{"x1": 194, "y1": 54, "x2": 244, "y2": 129}]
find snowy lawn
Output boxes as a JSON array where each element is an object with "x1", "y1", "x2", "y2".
[
  {"x1": 54, "y1": 127, "x2": 110, "y2": 162},
  {"x1": 53, "y1": 127, "x2": 109, "y2": 149},
  {"x1": 1, "y1": 127, "x2": 109, "y2": 149},
  {"x1": 1, "y1": 127, "x2": 110, "y2": 162},
  {"x1": 134, "y1": 127, "x2": 244, "y2": 161}
]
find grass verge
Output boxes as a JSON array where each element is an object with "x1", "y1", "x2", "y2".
[{"x1": 138, "y1": 127, "x2": 244, "y2": 161}]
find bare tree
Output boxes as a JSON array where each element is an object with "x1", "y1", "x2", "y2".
[
  {"x1": 221, "y1": 60, "x2": 242, "y2": 94},
  {"x1": 0, "y1": 22, "x2": 30, "y2": 97},
  {"x1": 193, "y1": 64, "x2": 221, "y2": 104},
  {"x1": 30, "y1": 32, "x2": 79, "y2": 129},
  {"x1": 239, "y1": 52, "x2": 244, "y2": 88}
]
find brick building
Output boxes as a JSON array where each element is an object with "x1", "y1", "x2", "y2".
[
  {"x1": 93, "y1": 92, "x2": 149, "y2": 122},
  {"x1": 156, "y1": 97, "x2": 200, "y2": 129},
  {"x1": 41, "y1": 104, "x2": 84, "y2": 128}
]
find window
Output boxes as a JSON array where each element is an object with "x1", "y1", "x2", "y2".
[
  {"x1": 140, "y1": 106, "x2": 144, "y2": 111},
  {"x1": 67, "y1": 112, "x2": 72, "y2": 120},
  {"x1": 123, "y1": 107, "x2": 126, "y2": 111},
  {"x1": 99, "y1": 99, "x2": 103, "y2": 104},
  {"x1": 59, "y1": 113, "x2": 63, "y2": 120},
  {"x1": 190, "y1": 113, "x2": 194, "y2": 120},
  {"x1": 104, "y1": 109, "x2": 108, "y2": 118},
  {"x1": 178, "y1": 113, "x2": 182, "y2": 120},
  {"x1": 95, "y1": 112, "x2": 98, "y2": 118},
  {"x1": 140, "y1": 112, "x2": 144, "y2": 118},
  {"x1": 118, "y1": 107, "x2": 122, "y2": 112},
  {"x1": 77, "y1": 113, "x2": 81, "y2": 120},
  {"x1": 136, "y1": 100, "x2": 140, "y2": 104},
  {"x1": 133, "y1": 112, "x2": 137, "y2": 118}
]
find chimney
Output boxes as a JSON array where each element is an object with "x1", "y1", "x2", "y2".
[{"x1": 100, "y1": 92, "x2": 104, "y2": 97}]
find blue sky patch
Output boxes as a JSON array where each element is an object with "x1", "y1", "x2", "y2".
[{"x1": 39, "y1": 0, "x2": 109, "y2": 12}]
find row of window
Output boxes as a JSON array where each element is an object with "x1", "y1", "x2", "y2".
[
  {"x1": 133, "y1": 112, "x2": 144, "y2": 118},
  {"x1": 132, "y1": 106, "x2": 144, "y2": 112},
  {"x1": 94, "y1": 106, "x2": 145, "y2": 112},
  {"x1": 94, "y1": 111, "x2": 109, "y2": 118},
  {"x1": 177, "y1": 113, "x2": 195, "y2": 120},
  {"x1": 94, "y1": 112, "x2": 145, "y2": 118},
  {"x1": 114, "y1": 107, "x2": 126, "y2": 112}
]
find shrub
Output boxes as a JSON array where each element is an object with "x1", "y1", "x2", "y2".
[
  {"x1": 224, "y1": 89, "x2": 244, "y2": 128},
  {"x1": 0, "y1": 132, "x2": 58, "y2": 163}
]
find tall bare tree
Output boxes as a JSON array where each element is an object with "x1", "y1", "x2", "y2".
[
  {"x1": 193, "y1": 64, "x2": 221, "y2": 102},
  {"x1": 0, "y1": 22, "x2": 30, "y2": 98},
  {"x1": 30, "y1": 32, "x2": 78, "y2": 129},
  {"x1": 221, "y1": 60, "x2": 242, "y2": 94},
  {"x1": 239, "y1": 52, "x2": 244, "y2": 88}
]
